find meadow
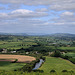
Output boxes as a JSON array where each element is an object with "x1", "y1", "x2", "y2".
[
  {"x1": 0, "y1": 35, "x2": 75, "y2": 75},
  {"x1": 0, "y1": 54, "x2": 35, "y2": 71},
  {"x1": 0, "y1": 41, "x2": 37, "y2": 50},
  {"x1": 58, "y1": 47, "x2": 75, "y2": 51},
  {"x1": 0, "y1": 71, "x2": 75, "y2": 75},
  {"x1": 63, "y1": 52, "x2": 75, "y2": 58},
  {"x1": 0, "y1": 61, "x2": 26, "y2": 71},
  {"x1": 39, "y1": 57, "x2": 75, "y2": 73}
]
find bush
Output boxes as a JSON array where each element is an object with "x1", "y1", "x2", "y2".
[
  {"x1": 50, "y1": 70, "x2": 56, "y2": 73},
  {"x1": 40, "y1": 57, "x2": 46, "y2": 61},
  {"x1": 69, "y1": 58, "x2": 75, "y2": 64},
  {"x1": 60, "y1": 55, "x2": 69, "y2": 60},
  {"x1": 69, "y1": 70, "x2": 74, "y2": 73},
  {"x1": 62, "y1": 70, "x2": 68, "y2": 72},
  {"x1": 12, "y1": 59, "x2": 18, "y2": 63},
  {"x1": 51, "y1": 50, "x2": 61, "y2": 57}
]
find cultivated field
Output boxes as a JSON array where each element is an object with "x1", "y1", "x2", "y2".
[
  {"x1": 58, "y1": 47, "x2": 75, "y2": 51},
  {"x1": 0, "y1": 61, "x2": 26, "y2": 71},
  {"x1": 0, "y1": 54, "x2": 36, "y2": 63},
  {"x1": 63, "y1": 52, "x2": 75, "y2": 58}
]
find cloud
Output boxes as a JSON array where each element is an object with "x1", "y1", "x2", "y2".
[
  {"x1": 8, "y1": 4, "x2": 21, "y2": 10},
  {"x1": 0, "y1": 0, "x2": 52, "y2": 5},
  {"x1": 0, "y1": 0, "x2": 75, "y2": 11},
  {"x1": 61, "y1": 11, "x2": 74, "y2": 16},
  {"x1": 35, "y1": 8, "x2": 48, "y2": 12},
  {"x1": 50, "y1": 2, "x2": 75, "y2": 11},
  {"x1": 0, "y1": 6, "x2": 6, "y2": 10},
  {"x1": 49, "y1": 11, "x2": 75, "y2": 26},
  {"x1": 0, "y1": 9, "x2": 48, "y2": 20}
]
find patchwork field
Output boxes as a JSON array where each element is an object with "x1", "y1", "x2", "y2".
[
  {"x1": 58, "y1": 47, "x2": 75, "y2": 51},
  {"x1": 39, "y1": 57, "x2": 75, "y2": 73},
  {"x1": 0, "y1": 61, "x2": 26, "y2": 71},
  {"x1": 63, "y1": 52, "x2": 75, "y2": 58},
  {"x1": 0, "y1": 54, "x2": 36, "y2": 63}
]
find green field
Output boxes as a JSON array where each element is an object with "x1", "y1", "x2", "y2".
[
  {"x1": 0, "y1": 61, "x2": 26, "y2": 71},
  {"x1": 0, "y1": 41, "x2": 37, "y2": 50},
  {"x1": 58, "y1": 47, "x2": 75, "y2": 51},
  {"x1": 39, "y1": 57, "x2": 75, "y2": 73},
  {"x1": 64, "y1": 52, "x2": 75, "y2": 58}
]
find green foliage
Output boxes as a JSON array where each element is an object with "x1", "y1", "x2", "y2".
[
  {"x1": 50, "y1": 70, "x2": 56, "y2": 73},
  {"x1": 69, "y1": 58, "x2": 75, "y2": 64},
  {"x1": 12, "y1": 59, "x2": 18, "y2": 63},
  {"x1": 62, "y1": 70, "x2": 68, "y2": 72},
  {"x1": 51, "y1": 50, "x2": 61, "y2": 57}
]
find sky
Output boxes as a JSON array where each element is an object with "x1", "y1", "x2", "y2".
[{"x1": 0, "y1": 0, "x2": 75, "y2": 34}]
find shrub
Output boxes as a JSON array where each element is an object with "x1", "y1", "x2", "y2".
[
  {"x1": 50, "y1": 70, "x2": 56, "y2": 73},
  {"x1": 69, "y1": 58, "x2": 75, "y2": 64},
  {"x1": 70, "y1": 70, "x2": 74, "y2": 73},
  {"x1": 12, "y1": 59, "x2": 18, "y2": 63},
  {"x1": 62, "y1": 70, "x2": 68, "y2": 72},
  {"x1": 51, "y1": 50, "x2": 61, "y2": 57}
]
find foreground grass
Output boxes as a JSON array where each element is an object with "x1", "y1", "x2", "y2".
[
  {"x1": 39, "y1": 57, "x2": 75, "y2": 73},
  {"x1": 0, "y1": 71, "x2": 75, "y2": 75},
  {"x1": 0, "y1": 61, "x2": 26, "y2": 71},
  {"x1": 0, "y1": 57, "x2": 75, "y2": 75}
]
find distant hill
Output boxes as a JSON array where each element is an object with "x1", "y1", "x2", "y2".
[
  {"x1": 49, "y1": 33, "x2": 75, "y2": 38},
  {"x1": 0, "y1": 33, "x2": 28, "y2": 36},
  {"x1": 0, "y1": 32, "x2": 75, "y2": 37}
]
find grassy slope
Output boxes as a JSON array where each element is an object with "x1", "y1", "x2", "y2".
[
  {"x1": 58, "y1": 47, "x2": 75, "y2": 50},
  {"x1": 0, "y1": 41, "x2": 37, "y2": 49},
  {"x1": 39, "y1": 57, "x2": 75, "y2": 73},
  {"x1": 64, "y1": 52, "x2": 75, "y2": 58},
  {"x1": 0, "y1": 61, "x2": 26, "y2": 71}
]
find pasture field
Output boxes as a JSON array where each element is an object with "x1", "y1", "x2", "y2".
[
  {"x1": 0, "y1": 41, "x2": 37, "y2": 50},
  {"x1": 63, "y1": 52, "x2": 75, "y2": 58},
  {"x1": 0, "y1": 54, "x2": 35, "y2": 71},
  {"x1": 0, "y1": 61, "x2": 26, "y2": 71},
  {"x1": 58, "y1": 47, "x2": 75, "y2": 51},
  {"x1": 39, "y1": 57, "x2": 75, "y2": 73}
]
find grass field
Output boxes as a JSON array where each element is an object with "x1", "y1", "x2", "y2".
[
  {"x1": 0, "y1": 41, "x2": 37, "y2": 49},
  {"x1": 0, "y1": 54, "x2": 36, "y2": 71},
  {"x1": 63, "y1": 52, "x2": 75, "y2": 58},
  {"x1": 0, "y1": 61, "x2": 26, "y2": 71},
  {"x1": 58, "y1": 47, "x2": 75, "y2": 51},
  {"x1": 39, "y1": 57, "x2": 75, "y2": 73}
]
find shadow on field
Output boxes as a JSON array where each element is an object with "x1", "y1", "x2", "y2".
[
  {"x1": 33, "y1": 70, "x2": 44, "y2": 73},
  {"x1": 0, "y1": 61, "x2": 11, "y2": 66}
]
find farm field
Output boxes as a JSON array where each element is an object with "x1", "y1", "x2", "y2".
[
  {"x1": 0, "y1": 61, "x2": 26, "y2": 71},
  {"x1": 0, "y1": 54, "x2": 36, "y2": 71},
  {"x1": 58, "y1": 47, "x2": 75, "y2": 51},
  {"x1": 0, "y1": 54, "x2": 36, "y2": 63},
  {"x1": 0, "y1": 41, "x2": 37, "y2": 50},
  {"x1": 63, "y1": 52, "x2": 75, "y2": 58},
  {"x1": 39, "y1": 57, "x2": 75, "y2": 73}
]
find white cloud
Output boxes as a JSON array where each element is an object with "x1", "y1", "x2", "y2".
[
  {"x1": 61, "y1": 11, "x2": 74, "y2": 16},
  {"x1": 11, "y1": 9, "x2": 33, "y2": 14},
  {"x1": 35, "y1": 8, "x2": 48, "y2": 12},
  {"x1": 0, "y1": 0, "x2": 75, "y2": 11},
  {"x1": 0, "y1": 9, "x2": 48, "y2": 20},
  {"x1": 49, "y1": 11, "x2": 75, "y2": 26}
]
